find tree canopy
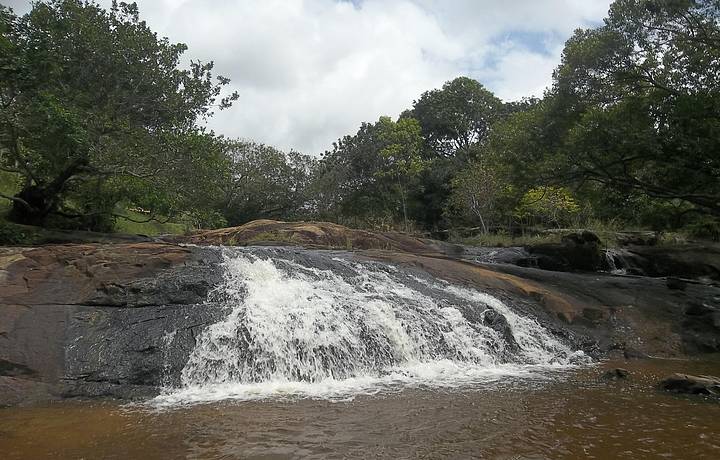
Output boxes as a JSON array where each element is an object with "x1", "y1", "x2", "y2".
[
  {"x1": 0, "y1": 0, "x2": 237, "y2": 228},
  {"x1": 541, "y1": 0, "x2": 719, "y2": 216},
  {"x1": 408, "y1": 76, "x2": 504, "y2": 160},
  {"x1": 1, "y1": 0, "x2": 718, "y2": 241}
]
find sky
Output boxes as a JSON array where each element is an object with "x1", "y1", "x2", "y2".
[{"x1": 3, "y1": 0, "x2": 613, "y2": 154}]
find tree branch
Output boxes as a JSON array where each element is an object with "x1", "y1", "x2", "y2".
[{"x1": 0, "y1": 192, "x2": 34, "y2": 210}]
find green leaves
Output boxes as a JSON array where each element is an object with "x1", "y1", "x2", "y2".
[
  {"x1": 492, "y1": 0, "x2": 720, "y2": 221},
  {"x1": 376, "y1": 116, "x2": 425, "y2": 180},
  {"x1": 0, "y1": 0, "x2": 238, "y2": 228},
  {"x1": 410, "y1": 77, "x2": 503, "y2": 159},
  {"x1": 515, "y1": 187, "x2": 581, "y2": 229},
  {"x1": 220, "y1": 140, "x2": 315, "y2": 226}
]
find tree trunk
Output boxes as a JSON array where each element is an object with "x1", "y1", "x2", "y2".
[
  {"x1": 478, "y1": 213, "x2": 488, "y2": 234},
  {"x1": 400, "y1": 188, "x2": 408, "y2": 233},
  {"x1": 8, "y1": 158, "x2": 89, "y2": 226}
]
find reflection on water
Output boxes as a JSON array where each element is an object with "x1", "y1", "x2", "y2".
[{"x1": 1, "y1": 358, "x2": 719, "y2": 459}]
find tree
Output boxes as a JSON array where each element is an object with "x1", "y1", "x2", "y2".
[
  {"x1": 409, "y1": 76, "x2": 503, "y2": 159},
  {"x1": 515, "y1": 186, "x2": 581, "y2": 229},
  {"x1": 310, "y1": 116, "x2": 426, "y2": 230},
  {"x1": 549, "y1": 0, "x2": 720, "y2": 216},
  {"x1": 219, "y1": 140, "x2": 315, "y2": 225},
  {"x1": 447, "y1": 161, "x2": 504, "y2": 234},
  {"x1": 400, "y1": 77, "x2": 507, "y2": 231},
  {"x1": 312, "y1": 121, "x2": 389, "y2": 224},
  {"x1": 0, "y1": 1, "x2": 238, "y2": 228},
  {"x1": 375, "y1": 116, "x2": 425, "y2": 231}
]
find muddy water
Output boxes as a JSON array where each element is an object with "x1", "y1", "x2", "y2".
[{"x1": 2, "y1": 358, "x2": 719, "y2": 459}]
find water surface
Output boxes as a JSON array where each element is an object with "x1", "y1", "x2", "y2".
[{"x1": 2, "y1": 358, "x2": 719, "y2": 459}]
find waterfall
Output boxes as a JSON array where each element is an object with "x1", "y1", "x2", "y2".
[
  {"x1": 603, "y1": 248, "x2": 634, "y2": 275},
  {"x1": 154, "y1": 247, "x2": 586, "y2": 405}
]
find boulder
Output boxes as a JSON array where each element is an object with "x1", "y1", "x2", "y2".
[
  {"x1": 602, "y1": 368, "x2": 630, "y2": 380},
  {"x1": 666, "y1": 277, "x2": 688, "y2": 291},
  {"x1": 481, "y1": 308, "x2": 520, "y2": 357},
  {"x1": 659, "y1": 373, "x2": 720, "y2": 396},
  {"x1": 622, "y1": 245, "x2": 720, "y2": 281},
  {"x1": 174, "y1": 219, "x2": 464, "y2": 256},
  {"x1": 0, "y1": 243, "x2": 225, "y2": 405},
  {"x1": 522, "y1": 231, "x2": 605, "y2": 272}
]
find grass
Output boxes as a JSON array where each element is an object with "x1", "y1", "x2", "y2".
[
  {"x1": 456, "y1": 232, "x2": 563, "y2": 248},
  {"x1": 114, "y1": 209, "x2": 188, "y2": 236}
]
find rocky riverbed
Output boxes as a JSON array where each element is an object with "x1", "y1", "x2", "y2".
[{"x1": 1, "y1": 220, "x2": 719, "y2": 407}]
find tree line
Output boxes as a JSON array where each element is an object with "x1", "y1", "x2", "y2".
[{"x1": 1, "y1": 0, "x2": 718, "y2": 240}]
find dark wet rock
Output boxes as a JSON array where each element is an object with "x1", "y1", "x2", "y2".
[
  {"x1": 660, "y1": 373, "x2": 720, "y2": 396},
  {"x1": 523, "y1": 231, "x2": 605, "y2": 272},
  {"x1": 0, "y1": 359, "x2": 38, "y2": 379},
  {"x1": 582, "y1": 308, "x2": 606, "y2": 323},
  {"x1": 450, "y1": 260, "x2": 720, "y2": 359},
  {"x1": 619, "y1": 245, "x2": 720, "y2": 281},
  {"x1": 481, "y1": 308, "x2": 520, "y2": 356},
  {"x1": 602, "y1": 368, "x2": 630, "y2": 380},
  {"x1": 0, "y1": 243, "x2": 224, "y2": 406},
  {"x1": 462, "y1": 246, "x2": 529, "y2": 265},
  {"x1": 2, "y1": 222, "x2": 720, "y2": 406},
  {"x1": 562, "y1": 231, "x2": 602, "y2": 246},
  {"x1": 623, "y1": 348, "x2": 651, "y2": 360},
  {"x1": 681, "y1": 301, "x2": 720, "y2": 353},
  {"x1": 666, "y1": 277, "x2": 688, "y2": 291},
  {"x1": 685, "y1": 302, "x2": 717, "y2": 316}
]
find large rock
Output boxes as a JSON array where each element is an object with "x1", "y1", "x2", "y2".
[
  {"x1": 616, "y1": 231, "x2": 659, "y2": 246},
  {"x1": 2, "y1": 223, "x2": 720, "y2": 406},
  {"x1": 520, "y1": 231, "x2": 605, "y2": 272},
  {"x1": 458, "y1": 260, "x2": 720, "y2": 357},
  {"x1": 175, "y1": 219, "x2": 464, "y2": 256},
  {"x1": 621, "y1": 245, "x2": 720, "y2": 281},
  {"x1": 0, "y1": 243, "x2": 224, "y2": 405},
  {"x1": 660, "y1": 373, "x2": 720, "y2": 396}
]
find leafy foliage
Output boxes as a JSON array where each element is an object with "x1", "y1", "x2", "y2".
[
  {"x1": 0, "y1": 0, "x2": 237, "y2": 229},
  {"x1": 551, "y1": 0, "x2": 720, "y2": 216},
  {"x1": 515, "y1": 187, "x2": 581, "y2": 229},
  {"x1": 219, "y1": 140, "x2": 315, "y2": 225},
  {"x1": 447, "y1": 162, "x2": 506, "y2": 234},
  {"x1": 1, "y1": 0, "x2": 718, "y2": 243},
  {"x1": 408, "y1": 77, "x2": 503, "y2": 159}
]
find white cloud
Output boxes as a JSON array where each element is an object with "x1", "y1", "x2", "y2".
[{"x1": 4, "y1": 0, "x2": 612, "y2": 153}]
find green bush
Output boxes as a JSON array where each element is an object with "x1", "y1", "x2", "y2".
[
  {"x1": 684, "y1": 216, "x2": 720, "y2": 242},
  {"x1": 0, "y1": 220, "x2": 29, "y2": 245}
]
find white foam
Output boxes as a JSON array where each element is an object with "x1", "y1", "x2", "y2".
[
  {"x1": 152, "y1": 249, "x2": 587, "y2": 407},
  {"x1": 152, "y1": 361, "x2": 570, "y2": 406}
]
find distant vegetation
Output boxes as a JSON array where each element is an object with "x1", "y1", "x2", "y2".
[{"x1": 1, "y1": 0, "x2": 718, "y2": 244}]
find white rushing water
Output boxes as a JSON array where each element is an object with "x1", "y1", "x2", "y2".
[{"x1": 153, "y1": 248, "x2": 587, "y2": 406}]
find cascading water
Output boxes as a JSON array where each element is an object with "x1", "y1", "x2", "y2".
[{"x1": 153, "y1": 247, "x2": 587, "y2": 405}]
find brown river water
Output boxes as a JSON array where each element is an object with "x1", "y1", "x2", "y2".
[{"x1": 1, "y1": 358, "x2": 719, "y2": 459}]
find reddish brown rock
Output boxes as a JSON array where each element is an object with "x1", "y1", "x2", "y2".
[{"x1": 176, "y1": 219, "x2": 463, "y2": 256}]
